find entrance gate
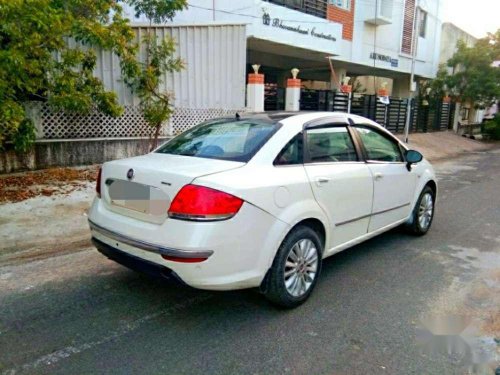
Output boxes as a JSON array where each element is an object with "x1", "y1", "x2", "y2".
[{"x1": 297, "y1": 89, "x2": 453, "y2": 134}]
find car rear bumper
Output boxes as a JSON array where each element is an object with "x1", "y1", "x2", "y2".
[
  {"x1": 92, "y1": 237, "x2": 186, "y2": 285},
  {"x1": 88, "y1": 197, "x2": 290, "y2": 291},
  {"x1": 89, "y1": 220, "x2": 214, "y2": 260}
]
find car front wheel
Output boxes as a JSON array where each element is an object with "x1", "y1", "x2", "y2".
[
  {"x1": 262, "y1": 225, "x2": 323, "y2": 308},
  {"x1": 406, "y1": 185, "x2": 435, "y2": 235}
]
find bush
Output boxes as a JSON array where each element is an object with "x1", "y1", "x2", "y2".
[{"x1": 483, "y1": 114, "x2": 500, "y2": 140}]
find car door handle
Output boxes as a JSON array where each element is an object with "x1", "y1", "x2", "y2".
[
  {"x1": 374, "y1": 173, "x2": 384, "y2": 180},
  {"x1": 315, "y1": 177, "x2": 330, "y2": 186}
]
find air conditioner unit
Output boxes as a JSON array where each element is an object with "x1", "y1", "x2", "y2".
[{"x1": 365, "y1": 0, "x2": 393, "y2": 25}]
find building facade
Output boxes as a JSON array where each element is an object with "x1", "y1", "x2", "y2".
[
  {"x1": 438, "y1": 23, "x2": 479, "y2": 128},
  {"x1": 125, "y1": 0, "x2": 442, "y2": 107}
]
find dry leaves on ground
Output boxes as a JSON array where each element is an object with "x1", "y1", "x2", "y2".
[{"x1": 0, "y1": 166, "x2": 99, "y2": 204}]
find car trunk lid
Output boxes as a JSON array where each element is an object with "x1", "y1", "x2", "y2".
[{"x1": 100, "y1": 153, "x2": 244, "y2": 224}]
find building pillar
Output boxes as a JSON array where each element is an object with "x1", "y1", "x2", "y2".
[
  {"x1": 246, "y1": 72, "x2": 264, "y2": 112},
  {"x1": 452, "y1": 102, "x2": 461, "y2": 133},
  {"x1": 285, "y1": 79, "x2": 301, "y2": 111},
  {"x1": 285, "y1": 68, "x2": 301, "y2": 111}
]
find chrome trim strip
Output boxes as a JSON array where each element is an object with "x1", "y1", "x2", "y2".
[
  {"x1": 366, "y1": 161, "x2": 406, "y2": 165},
  {"x1": 88, "y1": 220, "x2": 214, "y2": 259},
  {"x1": 372, "y1": 202, "x2": 411, "y2": 216},
  {"x1": 304, "y1": 161, "x2": 364, "y2": 166},
  {"x1": 335, "y1": 202, "x2": 411, "y2": 227},
  {"x1": 335, "y1": 213, "x2": 371, "y2": 227}
]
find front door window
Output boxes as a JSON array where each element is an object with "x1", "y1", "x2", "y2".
[{"x1": 355, "y1": 126, "x2": 403, "y2": 162}]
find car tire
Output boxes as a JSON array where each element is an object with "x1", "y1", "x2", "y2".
[
  {"x1": 262, "y1": 225, "x2": 323, "y2": 308},
  {"x1": 406, "y1": 185, "x2": 435, "y2": 236}
]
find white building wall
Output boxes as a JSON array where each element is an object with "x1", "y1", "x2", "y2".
[
  {"x1": 145, "y1": 0, "x2": 345, "y2": 56},
  {"x1": 34, "y1": 24, "x2": 248, "y2": 141},
  {"x1": 123, "y1": 0, "x2": 442, "y2": 97},
  {"x1": 439, "y1": 23, "x2": 477, "y2": 66},
  {"x1": 419, "y1": 0, "x2": 443, "y2": 77},
  {"x1": 93, "y1": 24, "x2": 247, "y2": 110},
  {"x1": 165, "y1": 0, "x2": 441, "y2": 78},
  {"x1": 351, "y1": 0, "x2": 441, "y2": 79}
]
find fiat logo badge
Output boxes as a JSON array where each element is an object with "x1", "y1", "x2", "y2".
[{"x1": 126, "y1": 168, "x2": 134, "y2": 180}]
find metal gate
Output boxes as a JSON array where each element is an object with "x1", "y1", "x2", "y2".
[
  {"x1": 264, "y1": 83, "x2": 285, "y2": 111},
  {"x1": 411, "y1": 100, "x2": 453, "y2": 132},
  {"x1": 296, "y1": 89, "x2": 453, "y2": 134}
]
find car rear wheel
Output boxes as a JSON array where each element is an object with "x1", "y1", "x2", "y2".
[
  {"x1": 262, "y1": 225, "x2": 323, "y2": 308},
  {"x1": 406, "y1": 186, "x2": 435, "y2": 236}
]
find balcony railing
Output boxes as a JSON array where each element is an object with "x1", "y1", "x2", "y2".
[{"x1": 264, "y1": 0, "x2": 328, "y2": 19}]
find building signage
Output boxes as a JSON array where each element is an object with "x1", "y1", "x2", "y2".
[
  {"x1": 370, "y1": 52, "x2": 399, "y2": 67},
  {"x1": 262, "y1": 12, "x2": 336, "y2": 42}
]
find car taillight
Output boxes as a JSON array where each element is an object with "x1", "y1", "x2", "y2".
[
  {"x1": 168, "y1": 184, "x2": 243, "y2": 221},
  {"x1": 96, "y1": 168, "x2": 102, "y2": 198}
]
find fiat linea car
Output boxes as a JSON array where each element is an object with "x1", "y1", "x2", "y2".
[{"x1": 88, "y1": 112, "x2": 437, "y2": 308}]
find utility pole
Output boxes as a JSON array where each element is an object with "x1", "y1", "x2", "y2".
[
  {"x1": 373, "y1": 0, "x2": 378, "y2": 93},
  {"x1": 403, "y1": 0, "x2": 420, "y2": 144}
]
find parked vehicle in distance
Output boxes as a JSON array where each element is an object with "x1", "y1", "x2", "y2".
[{"x1": 88, "y1": 112, "x2": 437, "y2": 308}]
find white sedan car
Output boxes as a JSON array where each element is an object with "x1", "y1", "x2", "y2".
[{"x1": 89, "y1": 112, "x2": 437, "y2": 307}]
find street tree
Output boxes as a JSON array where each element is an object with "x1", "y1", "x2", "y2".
[
  {"x1": 127, "y1": 0, "x2": 186, "y2": 150},
  {"x1": 445, "y1": 29, "x2": 500, "y2": 106},
  {"x1": 0, "y1": 0, "x2": 186, "y2": 153}
]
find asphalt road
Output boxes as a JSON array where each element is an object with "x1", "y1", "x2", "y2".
[{"x1": 1, "y1": 149, "x2": 499, "y2": 375}]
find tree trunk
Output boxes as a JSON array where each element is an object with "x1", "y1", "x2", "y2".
[{"x1": 150, "y1": 123, "x2": 161, "y2": 151}]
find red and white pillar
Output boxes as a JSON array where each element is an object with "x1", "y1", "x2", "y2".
[
  {"x1": 246, "y1": 66, "x2": 264, "y2": 112},
  {"x1": 285, "y1": 69, "x2": 301, "y2": 111},
  {"x1": 340, "y1": 77, "x2": 352, "y2": 114}
]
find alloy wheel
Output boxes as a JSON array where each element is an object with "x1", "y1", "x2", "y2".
[
  {"x1": 418, "y1": 192, "x2": 434, "y2": 230},
  {"x1": 284, "y1": 239, "x2": 319, "y2": 297}
]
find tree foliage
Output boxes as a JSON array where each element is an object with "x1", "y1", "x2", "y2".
[
  {"x1": 444, "y1": 29, "x2": 500, "y2": 105},
  {"x1": 0, "y1": 0, "x2": 186, "y2": 153},
  {"x1": 136, "y1": 35, "x2": 184, "y2": 149},
  {"x1": 484, "y1": 114, "x2": 500, "y2": 140},
  {"x1": 127, "y1": 0, "x2": 187, "y2": 23}
]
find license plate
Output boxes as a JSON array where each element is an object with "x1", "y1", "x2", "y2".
[{"x1": 107, "y1": 179, "x2": 166, "y2": 215}]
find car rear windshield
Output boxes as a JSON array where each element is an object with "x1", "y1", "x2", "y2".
[{"x1": 156, "y1": 118, "x2": 280, "y2": 162}]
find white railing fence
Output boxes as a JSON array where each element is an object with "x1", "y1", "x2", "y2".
[{"x1": 31, "y1": 103, "x2": 243, "y2": 140}]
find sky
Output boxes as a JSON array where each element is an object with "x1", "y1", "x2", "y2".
[{"x1": 441, "y1": 0, "x2": 500, "y2": 38}]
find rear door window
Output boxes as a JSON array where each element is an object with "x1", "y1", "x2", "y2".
[
  {"x1": 274, "y1": 134, "x2": 303, "y2": 165},
  {"x1": 156, "y1": 119, "x2": 279, "y2": 162},
  {"x1": 305, "y1": 127, "x2": 358, "y2": 163}
]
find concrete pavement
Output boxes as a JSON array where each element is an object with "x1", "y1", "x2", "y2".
[{"x1": 400, "y1": 131, "x2": 494, "y2": 161}]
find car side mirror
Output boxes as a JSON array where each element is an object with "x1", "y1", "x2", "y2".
[{"x1": 405, "y1": 149, "x2": 423, "y2": 171}]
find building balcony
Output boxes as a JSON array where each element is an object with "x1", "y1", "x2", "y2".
[
  {"x1": 263, "y1": 0, "x2": 328, "y2": 19},
  {"x1": 365, "y1": 0, "x2": 393, "y2": 25}
]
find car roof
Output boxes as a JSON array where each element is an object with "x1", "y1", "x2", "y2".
[
  {"x1": 225, "y1": 111, "x2": 403, "y2": 147},
  {"x1": 230, "y1": 111, "x2": 384, "y2": 126},
  {"x1": 237, "y1": 111, "x2": 351, "y2": 123},
  {"x1": 231, "y1": 111, "x2": 316, "y2": 122}
]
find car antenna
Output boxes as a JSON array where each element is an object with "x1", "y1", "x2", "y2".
[{"x1": 235, "y1": 112, "x2": 241, "y2": 121}]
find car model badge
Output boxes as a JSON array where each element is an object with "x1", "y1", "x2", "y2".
[{"x1": 127, "y1": 168, "x2": 134, "y2": 180}]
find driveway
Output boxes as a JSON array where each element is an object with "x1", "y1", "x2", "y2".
[{"x1": 1, "y1": 149, "x2": 499, "y2": 374}]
